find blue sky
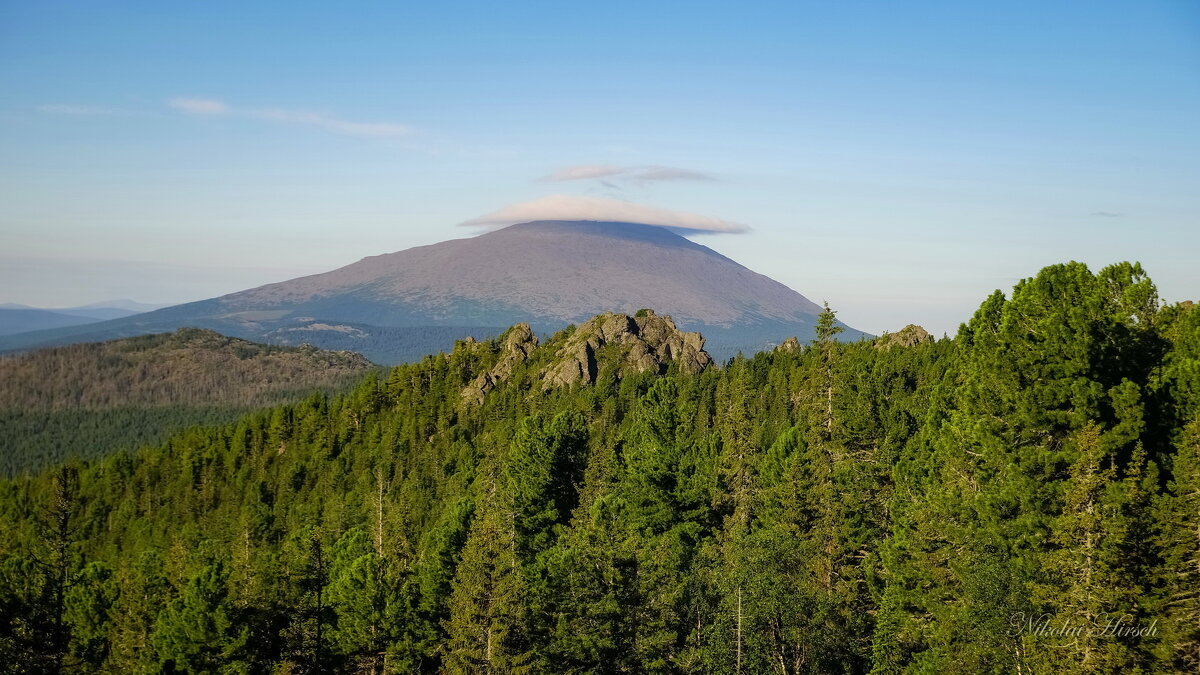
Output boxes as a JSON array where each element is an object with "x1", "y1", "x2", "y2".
[{"x1": 1, "y1": 0, "x2": 1197, "y2": 336}]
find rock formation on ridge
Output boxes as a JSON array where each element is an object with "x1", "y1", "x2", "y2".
[{"x1": 542, "y1": 310, "x2": 711, "y2": 389}]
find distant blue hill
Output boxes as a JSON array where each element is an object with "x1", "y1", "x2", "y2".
[
  {"x1": 0, "y1": 309, "x2": 101, "y2": 336},
  {"x1": 0, "y1": 303, "x2": 150, "y2": 336}
]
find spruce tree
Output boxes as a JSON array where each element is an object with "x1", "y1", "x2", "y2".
[
  {"x1": 151, "y1": 555, "x2": 250, "y2": 673},
  {"x1": 444, "y1": 467, "x2": 532, "y2": 674},
  {"x1": 63, "y1": 561, "x2": 118, "y2": 671},
  {"x1": 1030, "y1": 424, "x2": 1144, "y2": 672},
  {"x1": 1157, "y1": 418, "x2": 1200, "y2": 670}
]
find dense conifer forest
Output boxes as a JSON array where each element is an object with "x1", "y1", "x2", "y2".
[{"x1": 1, "y1": 261, "x2": 1197, "y2": 673}]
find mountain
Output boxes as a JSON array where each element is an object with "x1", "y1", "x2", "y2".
[
  {"x1": 0, "y1": 300, "x2": 159, "y2": 335},
  {"x1": 0, "y1": 327, "x2": 377, "y2": 474},
  {"x1": 0, "y1": 308, "x2": 102, "y2": 335},
  {"x1": 0, "y1": 221, "x2": 867, "y2": 362},
  {"x1": 70, "y1": 298, "x2": 169, "y2": 313}
]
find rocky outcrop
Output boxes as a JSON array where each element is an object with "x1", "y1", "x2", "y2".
[
  {"x1": 874, "y1": 324, "x2": 933, "y2": 349},
  {"x1": 460, "y1": 323, "x2": 539, "y2": 404},
  {"x1": 541, "y1": 310, "x2": 711, "y2": 389},
  {"x1": 774, "y1": 336, "x2": 801, "y2": 353},
  {"x1": 459, "y1": 312, "x2": 714, "y2": 401}
]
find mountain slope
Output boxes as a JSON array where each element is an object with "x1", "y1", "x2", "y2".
[
  {"x1": 0, "y1": 221, "x2": 867, "y2": 362},
  {"x1": 224, "y1": 221, "x2": 825, "y2": 326},
  {"x1": 0, "y1": 303, "x2": 147, "y2": 335},
  {"x1": 0, "y1": 308, "x2": 102, "y2": 335},
  {"x1": 0, "y1": 328, "x2": 376, "y2": 474}
]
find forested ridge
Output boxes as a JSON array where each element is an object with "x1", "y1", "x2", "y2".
[
  {"x1": 0, "y1": 328, "x2": 377, "y2": 475},
  {"x1": 1, "y1": 261, "x2": 1198, "y2": 674}
]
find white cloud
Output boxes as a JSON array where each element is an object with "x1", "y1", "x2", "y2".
[
  {"x1": 635, "y1": 166, "x2": 714, "y2": 182},
  {"x1": 168, "y1": 97, "x2": 410, "y2": 138},
  {"x1": 541, "y1": 164, "x2": 715, "y2": 183},
  {"x1": 541, "y1": 165, "x2": 626, "y2": 181},
  {"x1": 460, "y1": 195, "x2": 748, "y2": 234}
]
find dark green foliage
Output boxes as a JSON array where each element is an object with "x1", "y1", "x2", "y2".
[
  {"x1": 1156, "y1": 418, "x2": 1200, "y2": 671},
  {"x1": 0, "y1": 261, "x2": 1195, "y2": 673},
  {"x1": 0, "y1": 405, "x2": 272, "y2": 477},
  {"x1": 150, "y1": 554, "x2": 250, "y2": 672},
  {"x1": 505, "y1": 412, "x2": 589, "y2": 557}
]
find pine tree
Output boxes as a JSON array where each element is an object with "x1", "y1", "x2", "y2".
[
  {"x1": 873, "y1": 263, "x2": 1162, "y2": 672},
  {"x1": 107, "y1": 550, "x2": 171, "y2": 673},
  {"x1": 712, "y1": 364, "x2": 758, "y2": 674},
  {"x1": 281, "y1": 529, "x2": 331, "y2": 673},
  {"x1": 0, "y1": 279, "x2": 1187, "y2": 674},
  {"x1": 1029, "y1": 424, "x2": 1146, "y2": 673},
  {"x1": 622, "y1": 378, "x2": 684, "y2": 533},
  {"x1": 504, "y1": 412, "x2": 588, "y2": 559},
  {"x1": 815, "y1": 301, "x2": 844, "y2": 437},
  {"x1": 63, "y1": 561, "x2": 118, "y2": 671},
  {"x1": 444, "y1": 467, "x2": 532, "y2": 674},
  {"x1": 326, "y1": 528, "x2": 392, "y2": 673},
  {"x1": 151, "y1": 555, "x2": 251, "y2": 673},
  {"x1": 543, "y1": 493, "x2": 640, "y2": 672},
  {"x1": 1157, "y1": 418, "x2": 1200, "y2": 671}
]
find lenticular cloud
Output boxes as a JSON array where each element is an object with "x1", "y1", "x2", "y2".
[{"x1": 460, "y1": 195, "x2": 748, "y2": 234}]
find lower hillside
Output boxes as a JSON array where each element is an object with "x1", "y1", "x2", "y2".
[
  {"x1": 0, "y1": 328, "x2": 377, "y2": 475},
  {"x1": 0, "y1": 263, "x2": 1198, "y2": 673}
]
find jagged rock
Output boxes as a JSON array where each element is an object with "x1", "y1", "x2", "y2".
[
  {"x1": 491, "y1": 323, "x2": 538, "y2": 380},
  {"x1": 874, "y1": 324, "x2": 933, "y2": 349},
  {"x1": 774, "y1": 336, "x2": 801, "y2": 353},
  {"x1": 544, "y1": 343, "x2": 595, "y2": 390},
  {"x1": 460, "y1": 312, "x2": 714, "y2": 400},
  {"x1": 460, "y1": 323, "x2": 539, "y2": 403},
  {"x1": 541, "y1": 310, "x2": 712, "y2": 390}
]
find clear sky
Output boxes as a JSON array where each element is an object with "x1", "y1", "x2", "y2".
[{"x1": 2, "y1": 0, "x2": 1197, "y2": 336}]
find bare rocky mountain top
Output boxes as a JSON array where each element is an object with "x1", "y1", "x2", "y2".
[
  {"x1": 774, "y1": 336, "x2": 802, "y2": 353},
  {"x1": 460, "y1": 324, "x2": 540, "y2": 404},
  {"x1": 542, "y1": 310, "x2": 711, "y2": 389},
  {"x1": 460, "y1": 310, "x2": 713, "y2": 403},
  {"x1": 874, "y1": 324, "x2": 934, "y2": 349}
]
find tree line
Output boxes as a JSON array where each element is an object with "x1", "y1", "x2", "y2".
[{"x1": 0, "y1": 261, "x2": 1196, "y2": 673}]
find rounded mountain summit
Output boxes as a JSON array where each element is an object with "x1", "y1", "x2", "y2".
[{"x1": 2, "y1": 221, "x2": 867, "y2": 363}]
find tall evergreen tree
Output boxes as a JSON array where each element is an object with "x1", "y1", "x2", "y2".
[
  {"x1": 1157, "y1": 418, "x2": 1200, "y2": 671},
  {"x1": 1029, "y1": 424, "x2": 1144, "y2": 673},
  {"x1": 63, "y1": 561, "x2": 118, "y2": 672},
  {"x1": 444, "y1": 467, "x2": 532, "y2": 674},
  {"x1": 151, "y1": 555, "x2": 251, "y2": 673}
]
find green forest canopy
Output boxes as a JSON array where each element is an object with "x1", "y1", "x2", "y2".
[{"x1": 1, "y1": 261, "x2": 1198, "y2": 674}]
